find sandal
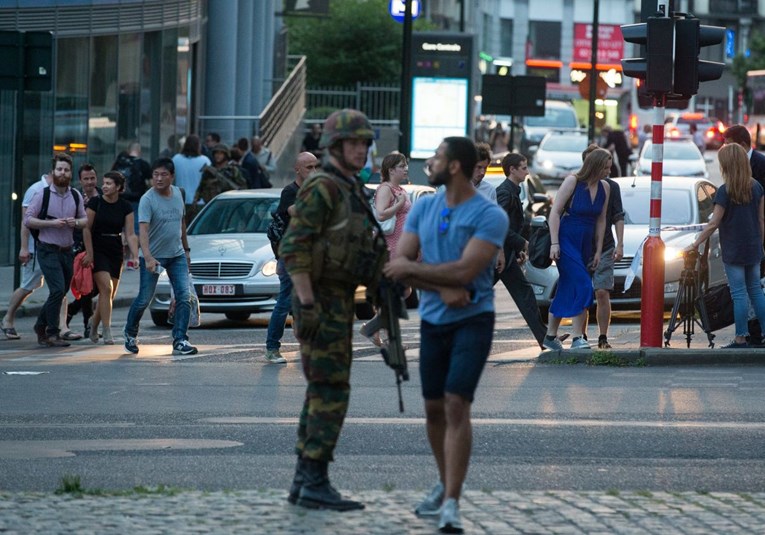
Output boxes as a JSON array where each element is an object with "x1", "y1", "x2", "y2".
[
  {"x1": 61, "y1": 331, "x2": 83, "y2": 341},
  {"x1": 2, "y1": 326, "x2": 20, "y2": 340}
]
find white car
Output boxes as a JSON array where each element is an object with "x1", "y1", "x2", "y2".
[
  {"x1": 149, "y1": 190, "x2": 281, "y2": 325},
  {"x1": 633, "y1": 139, "x2": 709, "y2": 178},
  {"x1": 530, "y1": 130, "x2": 590, "y2": 183},
  {"x1": 523, "y1": 176, "x2": 726, "y2": 314}
]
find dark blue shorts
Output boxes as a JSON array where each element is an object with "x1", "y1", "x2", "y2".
[{"x1": 419, "y1": 312, "x2": 495, "y2": 402}]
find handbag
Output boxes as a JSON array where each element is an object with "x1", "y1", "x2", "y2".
[
  {"x1": 528, "y1": 221, "x2": 552, "y2": 269},
  {"x1": 700, "y1": 283, "x2": 734, "y2": 332},
  {"x1": 373, "y1": 185, "x2": 396, "y2": 235}
]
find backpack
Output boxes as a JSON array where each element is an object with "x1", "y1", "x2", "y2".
[
  {"x1": 266, "y1": 211, "x2": 288, "y2": 257},
  {"x1": 112, "y1": 154, "x2": 148, "y2": 202},
  {"x1": 31, "y1": 187, "x2": 81, "y2": 244}
]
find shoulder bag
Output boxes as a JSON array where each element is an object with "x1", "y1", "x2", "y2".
[{"x1": 373, "y1": 184, "x2": 396, "y2": 235}]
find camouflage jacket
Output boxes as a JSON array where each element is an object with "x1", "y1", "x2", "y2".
[
  {"x1": 194, "y1": 164, "x2": 247, "y2": 205},
  {"x1": 280, "y1": 164, "x2": 387, "y2": 288}
]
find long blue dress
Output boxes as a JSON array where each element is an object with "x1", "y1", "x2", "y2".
[{"x1": 550, "y1": 180, "x2": 606, "y2": 318}]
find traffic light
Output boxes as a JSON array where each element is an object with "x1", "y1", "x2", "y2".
[
  {"x1": 673, "y1": 18, "x2": 725, "y2": 98},
  {"x1": 621, "y1": 17, "x2": 674, "y2": 94}
]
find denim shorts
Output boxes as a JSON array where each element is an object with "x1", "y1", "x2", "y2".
[
  {"x1": 592, "y1": 247, "x2": 615, "y2": 291},
  {"x1": 419, "y1": 312, "x2": 495, "y2": 402}
]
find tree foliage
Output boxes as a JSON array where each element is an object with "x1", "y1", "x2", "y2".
[
  {"x1": 285, "y1": 0, "x2": 434, "y2": 86},
  {"x1": 731, "y1": 32, "x2": 765, "y2": 90}
]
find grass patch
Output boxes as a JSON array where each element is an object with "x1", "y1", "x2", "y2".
[
  {"x1": 382, "y1": 482, "x2": 395, "y2": 492},
  {"x1": 606, "y1": 488, "x2": 620, "y2": 496},
  {"x1": 55, "y1": 475, "x2": 182, "y2": 497},
  {"x1": 587, "y1": 352, "x2": 628, "y2": 367},
  {"x1": 635, "y1": 490, "x2": 653, "y2": 498},
  {"x1": 696, "y1": 489, "x2": 710, "y2": 495}
]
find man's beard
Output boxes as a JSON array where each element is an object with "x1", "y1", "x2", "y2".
[
  {"x1": 428, "y1": 168, "x2": 450, "y2": 187},
  {"x1": 52, "y1": 175, "x2": 70, "y2": 189}
]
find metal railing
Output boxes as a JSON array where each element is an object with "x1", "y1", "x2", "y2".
[{"x1": 305, "y1": 82, "x2": 400, "y2": 126}]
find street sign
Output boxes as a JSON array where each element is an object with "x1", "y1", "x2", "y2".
[{"x1": 389, "y1": 0, "x2": 420, "y2": 23}]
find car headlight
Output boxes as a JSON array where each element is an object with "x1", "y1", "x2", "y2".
[
  {"x1": 664, "y1": 246, "x2": 683, "y2": 262},
  {"x1": 542, "y1": 160, "x2": 554, "y2": 170},
  {"x1": 261, "y1": 259, "x2": 278, "y2": 277}
]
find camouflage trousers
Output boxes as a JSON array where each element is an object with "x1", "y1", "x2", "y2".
[{"x1": 293, "y1": 283, "x2": 355, "y2": 462}]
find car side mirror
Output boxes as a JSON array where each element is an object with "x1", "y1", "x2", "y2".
[{"x1": 532, "y1": 193, "x2": 548, "y2": 203}]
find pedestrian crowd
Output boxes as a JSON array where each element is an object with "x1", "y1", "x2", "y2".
[{"x1": 5, "y1": 108, "x2": 765, "y2": 534}]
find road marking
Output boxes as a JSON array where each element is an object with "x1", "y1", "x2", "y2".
[
  {"x1": 198, "y1": 416, "x2": 765, "y2": 430},
  {"x1": 0, "y1": 439, "x2": 243, "y2": 459}
]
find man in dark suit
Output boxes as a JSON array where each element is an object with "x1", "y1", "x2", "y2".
[
  {"x1": 723, "y1": 124, "x2": 765, "y2": 187},
  {"x1": 495, "y1": 153, "x2": 550, "y2": 350}
]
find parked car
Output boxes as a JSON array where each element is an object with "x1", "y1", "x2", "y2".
[
  {"x1": 523, "y1": 176, "x2": 726, "y2": 315},
  {"x1": 633, "y1": 139, "x2": 709, "y2": 178},
  {"x1": 530, "y1": 130, "x2": 590, "y2": 183},
  {"x1": 149, "y1": 190, "x2": 281, "y2": 326}
]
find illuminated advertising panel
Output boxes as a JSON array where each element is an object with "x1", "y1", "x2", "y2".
[{"x1": 410, "y1": 77, "x2": 468, "y2": 159}]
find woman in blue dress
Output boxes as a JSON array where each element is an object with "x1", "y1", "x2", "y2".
[{"x1": 543, "y1": 148, "x2": 611, "y2": 350}]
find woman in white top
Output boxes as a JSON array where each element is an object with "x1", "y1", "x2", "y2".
[{"x1": 172, "y1": 134, "x2": 210, "y2": 215}]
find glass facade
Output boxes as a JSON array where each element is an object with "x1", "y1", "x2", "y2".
[{"x1": 0, "y1": 0, "x2": 202, "y2": 265}]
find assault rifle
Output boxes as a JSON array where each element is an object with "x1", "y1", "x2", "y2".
[{"x1": 376, "y1": 277, "x2": 410, "y2": 412}]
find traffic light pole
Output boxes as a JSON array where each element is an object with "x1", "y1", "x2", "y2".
[{"x1": 640, "y1": 97, "x2": 667, "y2": 347}]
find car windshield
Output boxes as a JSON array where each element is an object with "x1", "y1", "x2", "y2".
[
  {"x1": 189, "y1": 197, "x2": 280, "y2": 235},
  {"x1": 541, "y1": 135, "x2": 588, "y2": 152},
  {"x1": 641, "y1": 142, "x2": 700, "y2": 160},
  {"x1": 621, "y1": 188, "x2": 693, "y2": 225},
  {"x1": 524, "y1": 108, "x2": 578, "y2": 128}
]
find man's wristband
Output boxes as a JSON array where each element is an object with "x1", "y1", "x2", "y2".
[{"x1": 184, "y1": 247, "x2": 190, "y2": 252}]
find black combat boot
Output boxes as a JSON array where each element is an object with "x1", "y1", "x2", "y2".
[
  {"x1": 287, "y1": 456, "x2": 306, "y2": 504},
  {"x1": 296, "y1": 458, "x2": 365, "y2": 511}
]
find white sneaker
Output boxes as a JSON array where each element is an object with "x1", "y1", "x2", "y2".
[
  {"x1": 438, "y1": 498, "x2": 463, "y2": 533},
  {"x1": 265, "y1": 349, "x2": 287, "y2": 364},
  {"x1": 414, "y1": 481, "x2": 444, "y2": 516},
  {"x1": 570, "y1": 336, "x2": 591, "y2": 350},
  {"x1": 542, "y1": 336, "x2": 563, "y2": 351}
]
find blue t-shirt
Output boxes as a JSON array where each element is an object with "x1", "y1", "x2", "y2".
[
  {"x1": 715, "y1": 180, "x2": 765, "y2": 265},
  {"x1": 405, "y1": 190, "x2": 508, "y2": 325}
]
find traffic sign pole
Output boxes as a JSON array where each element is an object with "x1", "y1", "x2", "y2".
[{"x1": 640, "y1": 98, "x2": 666, "y2": 347}]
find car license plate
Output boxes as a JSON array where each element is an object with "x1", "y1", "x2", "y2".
[{"x1": 202, "y1": 284, "x2": 236, "y2": 296}]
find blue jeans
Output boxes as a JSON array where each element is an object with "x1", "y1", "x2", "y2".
[
  {"x1": 266, "y1": 259, "x2": 293, "y2": 350},
  {"x1": 125, "y1": 255, "x2": 191, "y2": 344},
  {"x1": 723, "y1": 262, "x2": 765, "y2": 337}
]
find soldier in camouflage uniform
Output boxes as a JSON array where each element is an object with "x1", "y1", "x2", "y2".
[
  {"x1": 280, "y1": 109, "x2": 387, "y2": 511},
  {"x1": 192, "y1": 144, "x2": 247, "y2": 209}
]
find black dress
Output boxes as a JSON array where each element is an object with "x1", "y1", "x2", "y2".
[{"x1": 88, "y1": 196, "x2": 134, "y2": 279}]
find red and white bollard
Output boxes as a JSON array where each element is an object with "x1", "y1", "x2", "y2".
[{"x1": 640, "y1": 101, "x2": 666, "y2": 347}]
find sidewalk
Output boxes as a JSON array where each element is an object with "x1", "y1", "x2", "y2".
[
  {"x1": 0, "y1": 489, "x2": 762, "y2": 533},
  {"x1": 0, "y1": 265, "x2": 140, "y2": 320}
]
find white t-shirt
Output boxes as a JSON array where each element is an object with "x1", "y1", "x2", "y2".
[{"x1": 172, "y1": 154, "x2": 211, "y2": 204}]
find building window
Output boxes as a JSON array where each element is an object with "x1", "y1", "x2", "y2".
[
  {"x1": 89, "y1": 35, "x2": 118, "y2": 176},
  {"x1": 709, "y1": 0, "x2": 756, "y2": 14},
  {"x1": 500, "y1": 18, "x2": 513, "y2": 57},
  {"x1": 55, "y1": 37, "x2": 89, "y2": 166},
  {"x1": 117, "y1": 33, "x2": 142, "y2": 154},
  {"x1": 527, "y1": 21, "x2": 561, "y2": 60}
]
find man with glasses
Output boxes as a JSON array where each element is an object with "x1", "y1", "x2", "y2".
[
  {"x1": 264, "y1": 151, "x2": 319, "y2": 364},
  {"x1": 495, "y1": 153, "x2": 549, "y2": 350},
  {"x1": 384, "y1": 137, "x2": 507, "y2": 533},
  {"x1": 123, "y1": 158, "x2": 197, "y2": 358}
]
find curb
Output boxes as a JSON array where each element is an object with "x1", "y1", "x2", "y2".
[
  {"x1": 537, "y1": 348, "x2": 765, "y2": 366},
  {"x1": 1, "y1": 296, "x2": 135, "y2": 320}
]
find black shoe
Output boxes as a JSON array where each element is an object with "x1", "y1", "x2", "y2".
[
  {"x1": 34, "y1": 324, "x2": 47, "y2": 346},
  {"x1": 287, "y1": 457, "x2": 305, "y2": 505},
  {"x1": 598, "y1": 335, "x2": 612, "y2": 349},
  {"x1": 44, "y1": 335, "x2": 70, "y2": 348},
  {"x1": 296, "y1": 459, "x2": 364, "y2": 511}
]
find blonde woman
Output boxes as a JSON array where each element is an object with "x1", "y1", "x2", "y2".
[
  {"x1": 687, "y1": 143, "x2": 765, "y2": 348},
  {"x1": 543, "y1": 148, "x2": 611, "y2": 350}
]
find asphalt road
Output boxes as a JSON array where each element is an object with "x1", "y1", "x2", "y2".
[{"x1": 2, "y1": 292, "x2": 765, "y2": 495}]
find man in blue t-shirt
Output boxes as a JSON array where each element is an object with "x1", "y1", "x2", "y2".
[{"x1": 384, "y1": 136, "x2": 507, "y2": 533}]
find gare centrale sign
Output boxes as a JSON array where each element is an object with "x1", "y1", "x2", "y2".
[{"x1": 573, "y1": 23, "x2": 624, "y2": 64}]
